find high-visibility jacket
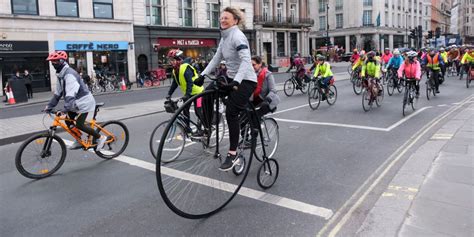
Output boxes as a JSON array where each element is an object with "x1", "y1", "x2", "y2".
[
  {"x1": 460, "y1": 52, "x2": 474, "y2": 64},
  {"x1": 423, "y1": 53, "x2": 443, "y2": 71},
  {"x1": 313, "y1": 62, "x2": 333, "y2": 78},
  {"x1": 361, "y1": 61, "x2": 381, "y2": 78},
  {"x1": 440, "y1": 52, "x2": 448, "y2": 63},
  {"x1": 172, "y1": 63, "x2": 204, "y2": 95}
]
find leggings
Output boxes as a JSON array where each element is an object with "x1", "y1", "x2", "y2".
[{"x1": 66, "y1": 112, "x2": 101, "y2": 140}]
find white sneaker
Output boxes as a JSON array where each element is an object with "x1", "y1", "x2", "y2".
[
  {"x1": 68, "y1": 140, "x2": 83, "y2": 150},
  {"x1": 96, "y1": 135, "x2": 108, "y2": 151}
]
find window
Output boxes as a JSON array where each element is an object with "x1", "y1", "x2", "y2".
[
  {"x1": 93, "y1": 0, "x2": 113, "y2": 19},
  {"x1": 319, "y1": 16, "x2": 326, "y2": 30},
  {"x1": 290, "y1": 33, "x2": 297, "y2": 56},
  {"x1": 336, "y1": 0, "x2": 343, "y2": 10},
  {"x1": 207, "y1": 3, "x2": 219, "y2": 28},
  {"x1": 336, "y1": 14, "x2": 343, "y2": 28},
  {"x1": 277, "y1": 32, "x2": 285, "y2": 57},
  {"x1": 384, "y1": 0, "x2": 388, "y2": 7},
  {"x1": 11, "y1": 0, "x2": 38, "y2": 15},
  {"x1": 392, "y1": 12, "x2": 395, "y2": 27},
  {"x1": 398, "y1": 13, "x2": 401, "y2": 27},
  {"x1": 363, "y1": 10, "x2": 372, "y2": 26},
  {"x1": 277, "y1": 3, "x2": 283, "y2": 22},
  {"x1": 425, "y1": 6, "x2": 428, "y2": 16},
  {"x1": 263, "y1": 1, "x2": 269, "y2": 21},
  {"x1": 179, "y1": 0, "x2": 193, "y2": 27},
  {"x1": 319, "y1": 0, "x2": 327, "y2": 13},
  {"x1": 146, "y1": 0, "x2": 163, "y2": 25},
  {"x1": 56, "y1": 0, "x2": 78, "y2": 17},
  {"x1": 385, "y1": 12, "x2": 389, "y2": 26},
  {"x1": 363, "y1": 0, "x2": 372, "y2": 7},
  {"x1": 290, "y1": 4, "x2": 297, "y2": 23}
]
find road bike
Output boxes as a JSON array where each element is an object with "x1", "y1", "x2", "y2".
[
  {"x1": 350, "y1": 67, "x2": 363, "y2": 95},
  {"x1": 425, "y1": 68, "x2": 438, "y2": 100},
  {"x1": 465, "y1": 63, "x2": 473, "y2": 88},
  {"x1": 308, "y1": 76, "x2": 337, "y2": 110},
  {"x1": 149, "y1": 98, "x2": 226, "y2": 162},
  {"x1": 402, "y1": 78, "x2": 419, "y2": 117},
  {"x1": 155, "y1": 76, "x2": 279, "y2": 219},
  {"x1": 362, "y1": 77, "x2": 384, "y2": 112},
  {"x1": 283, "y1": 71, "x2": 308, "y2": 96},
  {"x1": 385, "y1": 68, "x2": 403, "y2": 96},
  {"x1": 15, "y1": 103, "x2": 129, "y2": 179}
]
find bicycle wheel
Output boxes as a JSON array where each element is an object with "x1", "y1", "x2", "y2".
[
  {"x1": 156, "y1": 91, "x2": 254, "y2": 219},
  {"x1": 362, "y1": 89, "x2": 372, "y2": 112},
  {"x1": 387, "y1": 77, "x2": 395, "y2": 96},
  {"x1": 257, "y1": 158, "x2": 279, "y2": 189},
  {"x1": 326, "y1": 85, "x2": 337, "y2": 105},
  {"x1": 308, "y1": 85, "x2": 321, "y2": 110},
  {"x1": 396, "y1": 79, "x2": 404, "y2": 93},
  {"x1": 255, "y1": 118, "x2": 279, "y2": 162},
  {"x1": 467, "y1": 73, "x2": 471, "y2": 88},
  {"x1": 353, "y1": 77, "x2": 363, "y2": 95},
  {"x1": 402, "y1": 88, "x2": 409, "y2": 117},
  {"x1": 149, "y1": 120, "x2": 186, "y2": 162},
  {"x1": 207, "y1": 112, "x2": 226, "y2": 148},
  {"x1": 347, "y1": 64, "x2": 352, "y2": 74},
  {"x1": 411, "y1": 89, "x2": 417, "y2": 111},
  {"x1": 95, "y1": 120, "x2": 129, "y2": 159},
  {"x1": 300, "y1": 81, "x2": 308, "y2": 94},
  {"x1": 426, "y1": 81, "x2": 431, "y2": 101},
  {"x1": 283, "y1": 78, "x2": 295, "y2": 97},
  {"x1": 376, "y1": 84, "x2": 384, "y2": 107},
  {"x1": 15, "y1": 133, "x2": 66, "y2": 179}
]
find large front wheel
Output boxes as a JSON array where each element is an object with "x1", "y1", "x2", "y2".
[
  {"x1": 95, "y1": 121, "x2": 129, "y2": 159},
  {"x1": 15, "y1": 133, "x2": 66, "y2": 179},
  {"x1": 283, "y1": 79, "x2": 295, "y2": 97}
]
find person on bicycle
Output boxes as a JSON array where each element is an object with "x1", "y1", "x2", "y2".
[
  {"x1": 165, "y1": 49, "x2": 205, "y2": 136},
  {"x1": 44, "y1": 51, "x2": 107, "y2": 151},
  {"x1": 196, "y1": 7, "x2": 257, "y2": 171},
  {"x1": 383, "y1": 49, "x2": 404, "y2": 86},
  {"x1": 361, "y1": 51, "x2": 381, "y2": 90},
  {"x1": 286, "y1": 54, "x2": 306, "y2": 89},
  {"x1": 398, "y1": 51, "x2": 421, "y2": 98},
  {"x1": 352, "y1": 50, "x2": 366, "y2": 72},
  {"x1": 439, "y1": 47, "x2": 448, "y2": 78},
  {"x1": 460, "y1": 46, "x2": 474, "y2": 77},
  {"x1": 422, "y1": 47, "x2": 444, "y2": 93},
  {"x1": 350, "y1": 49, "x2": 360, "y2": 64},
  {"x1": 381, "y1": 48, "x2": 393, "y2": 66},
  {"x1": 312, "y1": 54, "x2": 334, "y2": 101},
  {"x1": 448, "y1": 45, "x2": 461, "y2": 76},
  {"x1": 251, "y1": 55, "x2": 280, "y2": 117}
]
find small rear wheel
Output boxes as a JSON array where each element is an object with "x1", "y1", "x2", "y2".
[
  {"x1": 255, "y1": 118, "x2": 279, "y2": 162},
  {"x1": 257, "y1": 158, "x2": 279, "y2": 189},
  {"x1": 95, "y1": 120, "x2": 129, "y2": 159},
  {"x1": 283, "y1": 78, "x2": 295, "y2": 97},
  {"x1": 149, "y1": 120, "x2": 186, "y2": 162}
]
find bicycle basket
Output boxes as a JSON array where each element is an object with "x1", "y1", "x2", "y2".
[{"x1": 164, "y1": 100, "x2": 178, "y2": 113}]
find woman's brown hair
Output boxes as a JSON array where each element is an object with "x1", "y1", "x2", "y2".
[{"x1": 223, "y1": 7, "x2": 246, "y2": 29}]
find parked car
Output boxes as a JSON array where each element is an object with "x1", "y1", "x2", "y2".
[{"x1": 341, "y1": 52, "x2": 353, "y2": 62}]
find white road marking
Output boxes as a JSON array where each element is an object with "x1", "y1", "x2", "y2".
[
  {"x1": 430, "y1": 133, "x2": 454, "y2": 140},
  {"x1": 272, "y1": 104, "x2": 310, "y2": 115},
  {"x1": 62, "y1": 140, "x2": 333, "y2": 219},
  {"x1": 274, "y1": 118, "x2": 388, "y2": 132}
]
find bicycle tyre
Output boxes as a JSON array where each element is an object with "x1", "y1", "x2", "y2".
[
  {"x1": 426, "y1": 81, "x2": 431, "y2": 101},
  {"x1": 403, "y1": 87, "x2": 409, "y2": 117},
  {"x1": 387, "y1": 77, "x2": 395, "y2": 96},
  {"x1": 257, "y1": 158, "x2": 279, "y2": 189},
  {"x1": 467, "y1": 73, "x2": 471, "y2": 88},
  {"x1": 156, "y1": 90, "x2": 254, "y2": 219},
  {"x1": 149, "y1": 120, "x2": 186, "y2": 162},
  {"x1": 396, "y1": 79, "x2": 404, "y2": 93},
  {"x1": 95, "y1": 120, "x2": 129, "y2": 159},
  {"x1": 255, "y1": 117, "x2": 279, "y2": 162},
  {"x1": 208, "y1": 112, "x2": 226, "y2": 148},
  {"x1": 362, "y1": 89, "x2": 372, "y2": 112},
  {"x1": 326, "y1": 85, "x2": 337, "y2": 105},
  {"x1": 300, "y1": 81, "x2": 308, "y2": 94},
  {"x1": 283, "y1": 78, "x2": 295, "y2": 97},
  {"x1": 353, "y1": 77, "x2": 363, "y2": 95},
  {"x1": 347, "y1": 64, "x2": 352, "y2": 75},
  {"x1": 376, "y1": 84, "x2": 384, "y2": 107},
  {"x1": 15, "y1": 133, "x2": 66, "y2": 179},
  {"x1": 308, "y1": 85, "x2": 321, "y2": 110}
]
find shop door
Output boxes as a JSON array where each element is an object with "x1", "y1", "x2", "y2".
[
  {"x1": 137, "y1": 54, "x2": 148, "y2": 74},
  {"x1": 263, "y1": 42, "x2": 272, "y2": 65},
  {"x1": 0, "y1": 54, "x2": 50, "y2": 95}
]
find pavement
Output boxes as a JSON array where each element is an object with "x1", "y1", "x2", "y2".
[{"x1": 356, "y1": 101, "x2": 474, "y2": 236}]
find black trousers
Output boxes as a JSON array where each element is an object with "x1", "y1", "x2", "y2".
[
  {"x1": 430, "y1": 69, "x2": 440, "y2": 90},
  {"x1": 66, "y1": 112, "x2": 101, "y2": 140},
  {"x1": 25, "y1": 84, "x2": 33, "y2": 98}
]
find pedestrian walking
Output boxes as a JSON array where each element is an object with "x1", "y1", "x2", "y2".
[{"x1": 23, "y1": 69, "x2": 33, "y2": 98}]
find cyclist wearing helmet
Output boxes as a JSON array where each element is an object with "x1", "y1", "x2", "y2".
[
  {"x1": 352, "y1": 50, "x2": 366, "y2": 71},
  {"x1": 216, "y1": 60, "x2": 228, "y2": 78},
  {"x1": 398, "y1": 51, "x2": 421, "y2": 97},
  {"x1": 286, "y1": 53, "x2": 306, "y2": 89},
  {"x1": 350, "y1": 49, "x2": 360, "y2": 63},
  {"x1": 460, "y1": 46, "x2": 474, "y2": 79},
  {"x1": 448, "y1": 46, "x2": 461, "y2": 76},
  {"x1": 381, "y1": 48, "x2": 392, "y2": 65},
  {"x1": 44, "y1": 51, "x2": 107, "y2": 151},
  {"x1": 361, "y1": 51, "x2": 381, "y2": 86},
  {"x1": 439, "y1": 47, "x2": 448, "y2": 78},
  {"x1": 197, "y1": 7, "x2": 257, "y2": 171},
  {"x1": 313, "y1": 54, "x2": 334, "y2": 101},
  {"x1": 383, "y1": 49, "x2": 404, "y2": 87},
  {"x1": 422, "y1": 47, "x2": 444, "y2": 93}
]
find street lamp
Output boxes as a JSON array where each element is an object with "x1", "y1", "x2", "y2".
[
  {"x1": 326, "y1": 3, "x2": 329, "y2": 60},
  {"x1": 405, "y1": 11, "x2": 409, "y2": 48}
]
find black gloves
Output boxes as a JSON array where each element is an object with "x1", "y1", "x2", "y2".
[
  {"x1": 266, "y1": 97, "x2": 272, "y2": 104},
  {"x1": 219, "y1": 80, "x2": 239, "y2": 92},
  {"x1": 194, "y1": 75, "x2": 205, "y2": 86},
  {"x1": 165, "y1": 95, "x2": 171, "y2": 101},
  {"x1": 181, "y1": 95, "x2": 190, "y2": 102}
]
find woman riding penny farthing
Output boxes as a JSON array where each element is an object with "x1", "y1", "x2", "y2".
[{"x1": 154, "y1": 7, "x2": 279, "y2": 219}]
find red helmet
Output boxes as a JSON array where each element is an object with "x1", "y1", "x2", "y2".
[
  {"x1": 167, "y1": 49, "x2": 184, "y2": 60},
  {"x1": 46, "y1": 51, "x2": 68, "y2": 61}
]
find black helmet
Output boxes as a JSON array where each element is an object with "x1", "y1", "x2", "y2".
[{"x1": 367, "y1": 51, "x2": 376, "y2": 57}]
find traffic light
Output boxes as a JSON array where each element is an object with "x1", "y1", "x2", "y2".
[
  {"x1": 409, "y1": 29, "x2": 417, "y2": 39},
  {"x1": 435, "y1": 27, "x2": 441, "y2": 38},
  {"x1": 427, "y1": 30, "x2": 433, "y2": 39},
  {"x1": 417, "y1": 25, "x2": 422, "y2": 39}
]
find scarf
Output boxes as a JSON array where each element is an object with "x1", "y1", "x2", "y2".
[{"x1": 253, "y1": 67, "x2": 268, "y2": 101}]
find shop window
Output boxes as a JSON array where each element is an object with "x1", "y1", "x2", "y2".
[
  {"x1": 93, "y1": 0, "x2": 113, "y2": 19},
  {"x1": 66, "y1": 52, "x2": 87, "y2": 74},
  {"x1": 146, "y1": 0, "x2": 163, "y2": 25},
  {"x1": 56, "y1": 0, "x2": 78, "y2": 17},
  {"x1": 207, "y1": 3, "x2": 219, "y2": 28},
  {"x1": 276, "y1": 32, "x2": 285, "y2": 57},
  {"x1": 179, "y1": 0, "x2": 193, "y2": 27},
  {"x1": 11, "y1": 0, "x2": 38, "y2": 15}
]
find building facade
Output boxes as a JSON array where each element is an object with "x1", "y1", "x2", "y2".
[
  {"x1": 454, "y1": 0, "x2": 474, "y2": 44},
  {"x1": 430, "y1": 0, "x2": 452, "y2": 34},
  {"x1": 133, "y1": 0, "x2": 255, "y2": 74},
  {"x1": 253, "y1": 0, "x2": 313, "y2": 67},
  {"x1": 0, "y1": 0, "x2": 136, "y2": 94},
  {"x1": 309, "y1": 0, "x2": 426, "y2": 53}
]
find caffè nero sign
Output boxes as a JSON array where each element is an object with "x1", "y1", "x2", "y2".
[{"x1": 55, "y1": 41, "x2": 129, "y2": 51}]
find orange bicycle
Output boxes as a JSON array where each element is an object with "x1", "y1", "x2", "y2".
[{"x1": 15, "y1": 103, "x2": 129, "y2": 179}]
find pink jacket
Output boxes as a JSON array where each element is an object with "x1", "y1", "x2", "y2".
[
  {"x1": 398, "y1": 60, "x2": 421, "y2": 80},
  {"x1": 381, "y1": 53, "x2": 392, "y2": 64}
]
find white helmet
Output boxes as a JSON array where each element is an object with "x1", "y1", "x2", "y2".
[
  {"x1": 440, "y1": 47, "x2": 445, "y2": 51},
  {"x1": 220, "y1": 60, "x2": 226, "y2": 65},
  {"x1": 406, "y1": 51, "x2": 418, "y2": 58},
  {"x1": 393, "y1": 49, "x2": 400, "y2": 55}
]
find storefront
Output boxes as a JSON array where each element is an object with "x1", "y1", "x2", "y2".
[
  {"x1": 0, "y1": 41, "x2": 50, "y2": 95},
  {"x1": 155, "y1": 38, "x2": 217, "y2": 65},
  {"x1": 55, "y1": 41, "x2": 129, "y2": 79}
]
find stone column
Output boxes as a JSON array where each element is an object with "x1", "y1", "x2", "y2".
[
  {"x1": 345, "y1": 35, "x2": 350, "y2": 53},
  {"x1": 86, "y1": 51, "x2": 94, "y2": 78},
  {"x1": 389, "y1": 34, "x2": 394, "y2": 50}
]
